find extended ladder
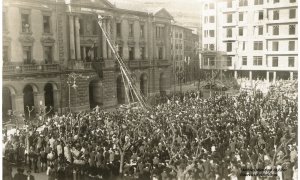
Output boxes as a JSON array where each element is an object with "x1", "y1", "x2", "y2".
[{"x1": 97, "y1": 15, "x2": 149, "y2": 110}]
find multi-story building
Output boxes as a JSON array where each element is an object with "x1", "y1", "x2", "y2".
[
  {"x1": 200, "y1": 0, "x2": 298, "y2": 81},
  {"x1": 2, "y1": 0, "x2": 173, "y2": 119},
  {"x1": 171, "y1": 24, "x2": 200, "y2": 85}
]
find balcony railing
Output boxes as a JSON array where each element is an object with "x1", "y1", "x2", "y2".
[{"x1": 3, "y1": 63, "x2": 60, "y2": 74}]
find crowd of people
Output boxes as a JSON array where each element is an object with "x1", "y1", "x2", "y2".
[{"x1": 3, "y1": 88, "x2": 298, "y2": 180}]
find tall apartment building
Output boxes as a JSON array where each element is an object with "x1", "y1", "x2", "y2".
[
  {"x1": 171, "y1": 24, "x2": 200, "y2": 84},
  {"x1": 2, "y1": 0, "x2": 173, "y2": 119},
  {"x1": 201, "y1": 0, "x2": 298, "y2": 81}
]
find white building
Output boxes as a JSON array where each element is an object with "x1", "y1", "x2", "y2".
[{"x1": 201, "y1": 0, "x2": 298, "y2": 81}]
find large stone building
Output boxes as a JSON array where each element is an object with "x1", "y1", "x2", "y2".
[
  {"x1": 200, "y1": 0, "x2": 298, "y2": 81},
  {"x1": 2, "y1": 0, "x2": 173, "y2": 119}
]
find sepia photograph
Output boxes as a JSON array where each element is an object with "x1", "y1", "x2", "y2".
[{"x1": 1, "y1": 0, "x2": 298, "y2": 179}]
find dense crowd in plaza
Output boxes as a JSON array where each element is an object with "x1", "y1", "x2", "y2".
[{"x1": 3, "y1": 88, "x2": 298, "y2": 180}]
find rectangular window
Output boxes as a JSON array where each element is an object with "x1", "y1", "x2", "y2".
[
  {"x1": 255, "y1": 0, "x2": 264, "y2": 5},
  {"x1": 204, "y1": 30, "x2": 208, "y2": 38},
  {"x1": 179, "y1": 33, "x2": 182, "y2": 39},
  {"x1": 118, "y1": 46, "x2": 123, "y2": 58},
  {"x1": 156, "y1": 26, "x2": 164, "y2": 38},
  {"x1": 242, "y1": 41, "x2": 246, "y2": 50},
  {"x1": 274, "y1": 0, "x2": 279, "y2": 3},
  {"x1": 272, "y1": 41, "x2": 279, "y2": 51},
  {"x1": 227, "y1": 28, "x2": 232, "y2": 37},
  {"x1": 228, "y1": 0, "x2": 232, "y2": 8},
  {"x1": 273, "y1": 10, "x2": 279, "y2": 20},
  {"x1": 116, "y1": 22, "x2": 121, "y2": 37},
  {"x1": 258, "y1": 26, "x2": 263, "y2": 35},
  {"x1": 140, "y1": 24, "x2": 145, "y2": 38},
  {"x1": 204, "y1": 57, "x2": 209, "y2": 66},
  {"x1": 21, "y1": 13, "x2": 30, "y2": 33},
  {"x1": 227, "y1": 42, "x2": 232, "y2": 52},
  {"x1": 242, "y1": 56, "x2": 247, "y2": 65},
  {"x1": 253, "y1": 56, "x2": 262, "y2": 66},
  {"x1": 3, "y1": 46, "x2": 9, "y2": 64},
  {"x1": 209, "y1": 3, "x2": 215, "y2": 9},
  {"x1": 158, "y1": 47, "x2": 163, "y2": 60},
  {"x1": 92, "y1": 20, "x2": 98, "y2": 35},
  {"x1": 79, "y1": 19, "x2": 84, "y2": 35},
  {"x1": 209, "y1": 16, "x2": 215, "y2": 23},
  {"x1": 227, "y1": 57, "x2": 232, "y2": 66},
  {"x1": 254, "y1": 41, "x2": 263, "y2": 50},
  {"x1": 290, "y1": 0, "x2": 296, "y2": 3},
  {"x1": 210, "y1": 58, "x2": 215, "y2": 66},
  {"x1": 258, "y1": 11, "x2": 264, "y2": 20},
  {"x1": 289, "y1": 9, "x2": 296, "y2": 19},
  {"x1": 44, "y1": 46, "x2": 53, "y2": 64},
  {"x1": 209, "y1": 30, "x2": 215, "y2": 37},
  {"x1": 204, "y1": 16, "x2": 208, "y2": 24},
  {"x1": 273, "y1": 26, "x2": 279, "y2": 35},
  {"x1": 239, "y1": 0, "x2": 248, "y2": 6},
  {"x1": 23, "y1": 46, "x2": 32, "y2": 64},
  {"x1": 239, "y1": 27, "x2": 244, "y2": 36},
  {"x1": 272, "y1": 57, "x2": 278, "y2": 67},
  {"x1": 289, "y1": 41, "x2": 295, "y2": 51},
  {"x1": 129, "y1": 23, "x2": 134, "y2": 37},
  {"x1": 129, "y1": 47, "x2": 135, "y2": 60},
  {"x1": 288, "y1": 57, "x2": 295, "y2": 67},
  {"x1": 227, "y1": 14, "x2": 233, "y2": 23},
  {"x1": 289, "y1": 25, "x2": 295, "y2": 35},
  {"x1": 239, "y1": 12, "x2": 244, "y2": 21},
  {"x1": 140, "y1": 47, "x2": 145, "y2": 59}
]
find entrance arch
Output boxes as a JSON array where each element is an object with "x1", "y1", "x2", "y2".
[
  {"x1": 116, "y1": 76, "x2": 125, "y2": 104},
  {"x1": 159, "y1": 73, "x2": 167, "y2": 95},
  {"x1": 44, "y1": 83, "x2": 54, "y2": 115},
  {"x1": 3, "y1": 87, "x2": 13, "y2": 120},
  {"x1": 140, "y1": 73, "x2": 148, "y2": 96},
  {"x1": 89, "y1": 79, "x2": 103, "y2": 109},
  {"x1": 23, "y1": 85, "x2": 35, "y2": 119}
]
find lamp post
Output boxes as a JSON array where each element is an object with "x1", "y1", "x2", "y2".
[{"x1": 67, "y1": 72, "x2": 86, "y2": 112}]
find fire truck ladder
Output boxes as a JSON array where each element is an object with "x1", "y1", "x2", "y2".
[{"x1": 97, "y1": 15, "x2": 149, "y2": 110}]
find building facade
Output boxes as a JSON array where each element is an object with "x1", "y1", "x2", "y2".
[
  {"x1": 2, "y1": 0, "x2": 173, "y2": 119},
  {"x1": 171, "y1": 24, "x2": 200, "y2": 86},
  {"x1": 200, "y1": 0, "x2": 298, "y2": 81}
]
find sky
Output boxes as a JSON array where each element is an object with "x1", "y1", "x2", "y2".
[{"x1": 109, "y1": 0, "x2": 202, "y2": 30}]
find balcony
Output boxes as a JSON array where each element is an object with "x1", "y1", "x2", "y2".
[
  {"x1": 156, "y1": 60, "x2": 170, "y2": 67},
  {"x1": 3, "y1": 63, "x2": 60, "y2": 75},
  {"x1": 265, "y1": 1, "x2": 297, "y2": 9},
  {"x1": 115, "y1": 60, "x2": 151, "y2": 70}
]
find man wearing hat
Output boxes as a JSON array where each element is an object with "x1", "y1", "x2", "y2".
[{"x1": 26, "y1": 170, "x2": 35, "y2": 180}]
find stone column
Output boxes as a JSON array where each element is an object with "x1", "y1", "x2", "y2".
[
  {"x1": 15, "y1": 95, "x2": 24, "y2": 114},
  {"x1": 102, "y1": 20, "x2": 107, "y2": 59},
  {"x1": 107, "y1": 19, "x2": 112, "y2": 59},
  {"x1": 69, "y1": 15, "x2": 76, "y2": 60},
  {"x1": 234, "y1": 71, "x2": 237, "y2": 79},
  {"x1": 82, "y1": 47, "x2": 86, "y2": 61},
  {"x1": 34, "y1": 93, "x2": 45, "y2": 111},
  {"x1": 75, "y1": 16, "x2": 81, "y2": 60},
  {"x1": 266, "y1": 71, "x2": 269, "y2": 81},
  {"x1": 53, "y1": 89, "x2": 60, "y2": 112},
  {"x1": 273, "y1": 71, "x2": 276, "y2": 83},
  {"x1": 290, "y1": 72, "x2": 294, "y2": 80},
  {"x1": 249, "y1": 71, "x2": 252, "y2": 81}
]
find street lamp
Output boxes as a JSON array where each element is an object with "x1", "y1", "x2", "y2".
[{"x1": 67, "y1": 72, "x2": 86, "y2": 112}]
